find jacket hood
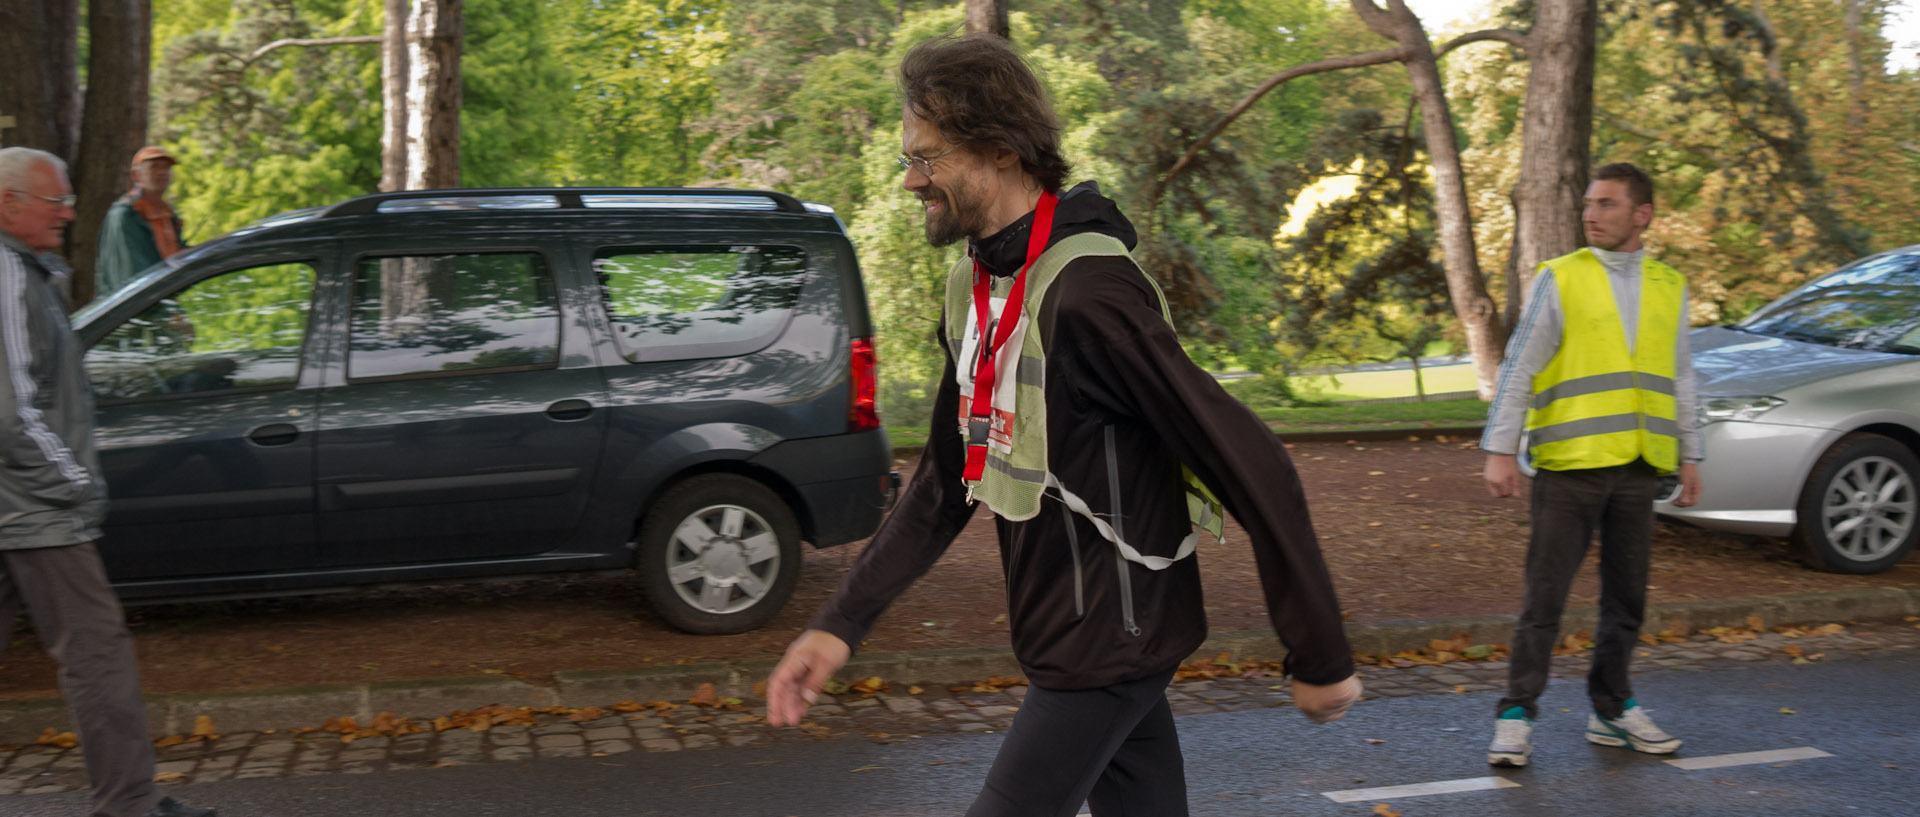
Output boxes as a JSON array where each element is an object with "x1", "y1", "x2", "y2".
[
  {"x1": 971, "y1": 181, "x2": 1138, "y2": 277},
  {"x1": 1689, "y1": 325, "x2": 1913, "y2": 394}
]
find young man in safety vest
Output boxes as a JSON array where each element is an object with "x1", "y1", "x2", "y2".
[
  {"x1": 766, "y1": 34, "x2": 1361, "y2": 816},
  {"x1": 1481, "y1": 162, "x2": 1704, "y2": 768}
]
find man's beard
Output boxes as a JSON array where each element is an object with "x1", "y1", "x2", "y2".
[{"x1": 921, "y1": 177, "x2": 990, "y2": 247}]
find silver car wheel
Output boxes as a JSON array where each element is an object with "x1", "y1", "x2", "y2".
[
  {"x1": 662, "y1": 503, "x2": 783, "y2": 615},
  {"x1": 1819, "y1": 455, "x2": 1916, "y2": 563}
]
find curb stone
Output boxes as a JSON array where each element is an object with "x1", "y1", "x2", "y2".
[{"x1": 0, "y1": 585, "x2": 1913, "y2": 744}]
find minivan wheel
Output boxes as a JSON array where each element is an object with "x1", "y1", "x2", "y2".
[
  {"x1": 1790, "y1": 433, "x2": 1919, "y2": 574},
  {"x1": 638, "y1": 474, "x2": 802, "y2": 634}
]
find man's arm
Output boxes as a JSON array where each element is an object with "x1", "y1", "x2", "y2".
[
  {"x1": 1672, "y1": 284, "x2": 1704, "y2": 506},
  {"x1": 0, "y1": 250, "x2": 95, "y2": 508},
  {"x1": 1482, "y1": 270, "x2": 1562, "y2": 497},
  {"x1": 1053, "y1": 260, "x2": 1353, "y2": 687},
  {"x1": 769, "y1": 340, "x2": 977, "y2": 726}
]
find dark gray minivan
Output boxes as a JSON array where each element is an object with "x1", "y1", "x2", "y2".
[{"x1": 74, "y1": 188, "x2": 895, "y2": 634}]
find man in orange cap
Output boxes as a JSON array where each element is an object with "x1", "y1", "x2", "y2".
[{"x1": 94, "y1": 146, "x2": 187, "y2": 301}]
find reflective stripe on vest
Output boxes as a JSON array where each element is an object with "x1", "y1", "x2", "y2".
[
  {"x1": 1525, "y1": 248, "x2": 1684, "y2": 474},
  {"x1": 943, "y1": 231, "x2": 1226, "y2": 567}
]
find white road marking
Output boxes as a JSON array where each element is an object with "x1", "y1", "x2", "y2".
[
  {"x1": 1322, "y1": 776, "x2": 1522, "y2": 803},
  {"x1": 1663, "y1": 746, "x2": 1833, "y2": 770}
]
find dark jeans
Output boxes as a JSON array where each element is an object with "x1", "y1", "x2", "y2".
[
  {"x1": 1497, "y1": 461, "x2": 1658, "y2": 721},
  {"x1": 0, "y1": 542, "x2": 160, "y2": 817},
  {"x1": 967, "y1": 667, "x2": 1186, "y2": 817}
]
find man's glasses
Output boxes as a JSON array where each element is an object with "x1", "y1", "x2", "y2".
[
  {"x1": 8, "y1": 190, "x2": 76, "y2": 207},
  {"x1": 896, "y1": 146, "x2": 957, "y2": 178}
]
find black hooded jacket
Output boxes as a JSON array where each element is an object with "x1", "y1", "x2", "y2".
[{"x1": 807, "y1": 181, "x2": 1354, "y2": 688}]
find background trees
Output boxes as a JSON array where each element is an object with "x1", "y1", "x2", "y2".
[{"x1": 5, "y1": 0, "x2": 1917, "y2": 418}]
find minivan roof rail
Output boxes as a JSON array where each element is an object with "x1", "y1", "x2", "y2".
[{"x1": 320, "y1": 187, "x2": 810, "y2": 217}]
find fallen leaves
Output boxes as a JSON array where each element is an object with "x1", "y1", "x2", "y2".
[
  {"x1": 153, "y1": 771, "x2": 188, "y2": 783},
  {"x1": 951, "y1": 675, "x2": 1029, "y2": 693},
  {"x1": 35, "y1": 728, "x2": 77, "y2": 749},
  {"x1": 1372, "y1": 803, "x2": 1403, "y2": 817},
  {"x1": 1355, "y1": 634, "x2": 1509, "y2": 668}
]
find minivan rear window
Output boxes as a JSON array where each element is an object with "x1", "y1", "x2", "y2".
[
  {"x1": 594, "y1": 246, "x2": 807, "y2": 361},
  {"x1": 1743, "y1": 252, "x2": 1920, "y2": 355}
]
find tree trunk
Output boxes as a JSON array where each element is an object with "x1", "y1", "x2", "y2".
[
  {"x1": 1843, "y1": 0, "x2": 1867, "y2": 133},
  {"x1": 68, "y1": 0, "x2": 150, "y2": 305},
  {"x1": 1350, "y1": 0, "x2": 1506, "y2": 399},
  {"x1": 404, "y1": 0, "x2": 462, "y2": 190},
  {"x1": 0, "y1": 0, "x2": 79, "y2": 156},
  {"x1": 1506, "y1": 0, "x2": 1595, "y2": 326},
  {"x1": 1410, "y1": 355, "x2": 1426, "y2": 402},
  {"x1": 382, "y1": 0, "x2": 410, "y2": 192},
  {"x1": 964, "y1": 0, "x2": 1009, "y2": 39}
]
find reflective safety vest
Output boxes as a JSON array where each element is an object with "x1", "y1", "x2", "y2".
[
  {"x1": 1526, "y1": 248, "x2": 1684, "y2": 474},
  {"x1": 942, "y1": 232, "x2": 1226, "y2": 570}
]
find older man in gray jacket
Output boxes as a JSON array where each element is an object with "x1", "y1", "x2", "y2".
[{"x1": 0, "y1": 147, "x2": 213, "y2": 817}]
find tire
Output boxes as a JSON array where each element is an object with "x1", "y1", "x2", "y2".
[
  {"x1": 637, "y1": 474, "x2": 802, "y2": 634},
  {"x1": 1790, "y1": 433, "x2": 1920, "y2": 574}
]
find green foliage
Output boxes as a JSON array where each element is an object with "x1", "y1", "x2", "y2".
[
  {"x1": 1454, "y1": 0, "x2": 1920, "y2": 326},
  {"x1": 179, "y1": 261, "x2": 316, "y2": 353},
  {"x1": 549, "y1": 0, "x2": 728, "y2": 185}
]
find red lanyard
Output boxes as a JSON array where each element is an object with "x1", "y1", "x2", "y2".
[{"x1": 963, "y1": 190, "x2": 1058, "y2": 481}]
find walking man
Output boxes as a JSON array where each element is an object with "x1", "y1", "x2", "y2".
[
  {"x1": 95, "y1": 146, "x2": 187, "y2": 300},
  {"x1": 1, "y1": 147, "x2": 215, "y2": 817},
  {"x1": 1481, "y1": 162, "x2": 1703, "y2": 767},
  {"x1": 766, "y1": 36, "x2": 1360, "y2": 816}
]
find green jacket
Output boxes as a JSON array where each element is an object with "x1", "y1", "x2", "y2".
[{"x1": 94, "y1": 193, "x2": 182, "y2": 300}]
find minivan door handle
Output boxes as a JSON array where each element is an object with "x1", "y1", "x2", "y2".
[
  {"x1": 546, "y1": 399, "x2": 594, "y2": 421},
  {"x1": 248, "y1": 423, "x2": 301, "y2": 446}
]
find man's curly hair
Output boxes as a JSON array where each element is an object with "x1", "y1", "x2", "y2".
[{"x1": 899, "y1": 34, "x2": 1072, "y2": 192}]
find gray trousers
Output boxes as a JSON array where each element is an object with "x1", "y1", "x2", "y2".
[
  {"x1": 1497, "y1": 461, "x2": 1658, "y2": 721},
  {"x1": 0, "y1": 542, "x2": 159, "y2": 817}
]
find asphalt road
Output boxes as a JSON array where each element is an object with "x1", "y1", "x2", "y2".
[{"x1": 8, "y1": 653, "x2": 1915, "y2": 816}]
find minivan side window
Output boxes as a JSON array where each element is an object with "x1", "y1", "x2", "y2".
[
  {"x1": 85, "y1": 261, "x2": 316, "y2": 401},
  {"x1": 349, "y1": 252, "x2": 560, "y2": 380},
  {"x1": 594, "y1": 246, "x2": 807, "y2": 361}
]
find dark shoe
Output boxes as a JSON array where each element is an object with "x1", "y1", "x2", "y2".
[{"x1": 146, "y1": 796, "x2": 218, "y2": 817}]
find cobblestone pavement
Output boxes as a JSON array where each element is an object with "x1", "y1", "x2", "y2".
[{"x1": 3, "y1": 623, "x2": 1915, "y2": 798}]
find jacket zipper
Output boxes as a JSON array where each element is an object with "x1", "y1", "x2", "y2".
[
  {"x1": 1106, "y1": 426, "x2": 1141, "y2": 637},
  {"x1": 1065, "y1": 510, "x2": 1084, "y2": 618}
]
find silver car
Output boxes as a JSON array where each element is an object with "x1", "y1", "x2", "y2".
[{"x1": 1659, "y1": 244, "x2": 1920, "y2": 573}]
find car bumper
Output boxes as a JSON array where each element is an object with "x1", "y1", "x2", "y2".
[{"x1": 1655, "y1": 420, "x2": 1839, "y2": 536}]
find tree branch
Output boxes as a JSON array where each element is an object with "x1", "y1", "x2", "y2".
[
  {"x1": 1147, "y1": 47, "x2": 1406, "y2": 227},
  {"x1": 1145, "y1": 26, "x2": 1528, "y2": 237},
  {"x1": 247, "y1": 35, "x2": 381, "y2": 65},
  {"x1": 1436, "y1": 28, "x2": 1529, "y2": 57}
]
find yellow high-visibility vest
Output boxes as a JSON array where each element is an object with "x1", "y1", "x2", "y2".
[{"x1": 1526, "y1": 248, "x2": 1684, "y2": 474}]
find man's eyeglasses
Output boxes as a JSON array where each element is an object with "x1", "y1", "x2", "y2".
[
  {"x1": 896, "y1": 146, "x2": 957, "y2": 178},
  {"x1": 8, "y1": 190, "x2": 76, "y2": 208}
]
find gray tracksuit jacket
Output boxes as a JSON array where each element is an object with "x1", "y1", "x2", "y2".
[{"x1": 0, "y1": 231, "x2": 107, "y2": 550}]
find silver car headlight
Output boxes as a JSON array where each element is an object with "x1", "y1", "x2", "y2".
[{"x1": 1699, "y1": 395, "x2": 1786, "y2": 424}]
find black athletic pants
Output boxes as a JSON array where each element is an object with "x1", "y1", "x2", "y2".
[
  {"x1": 1497, "y1": 460, "x2": 1659, "y2": 721},
  {"x1": 966, "y1": 667, "x2": 1186, "y2": 817}
]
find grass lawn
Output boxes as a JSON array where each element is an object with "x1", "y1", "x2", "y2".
[{"x1": 1286, "y1": 363, "x2": 1479, "y2": 401}]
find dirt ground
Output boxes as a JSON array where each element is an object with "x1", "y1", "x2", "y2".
[{"x1": 3, "y1": 437, "x2": 1915, "y2": 701}]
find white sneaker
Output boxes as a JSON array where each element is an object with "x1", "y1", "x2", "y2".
[
  {"x1": 1586, "y1": 700, "x2": 1682, "y2": 754},
  {"x1": 1487, "y1": 709, "x2": 1533, "y2": 767}
]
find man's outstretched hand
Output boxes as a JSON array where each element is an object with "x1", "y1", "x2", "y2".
[
  {"x1": 1292, "y1": 674, "x2": 1363, "y2": 724},
  {"x1": 766, "y1": 629, "x2": 852, "y2": 727}
]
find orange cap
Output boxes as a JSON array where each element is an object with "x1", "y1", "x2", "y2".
[{"x1": 131, "y1": 146, "x2": 177, "y2": 166}]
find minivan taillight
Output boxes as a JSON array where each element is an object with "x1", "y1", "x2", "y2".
[{"x1": 848, "y1": 336, "x2": 880, "y2": 432}]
